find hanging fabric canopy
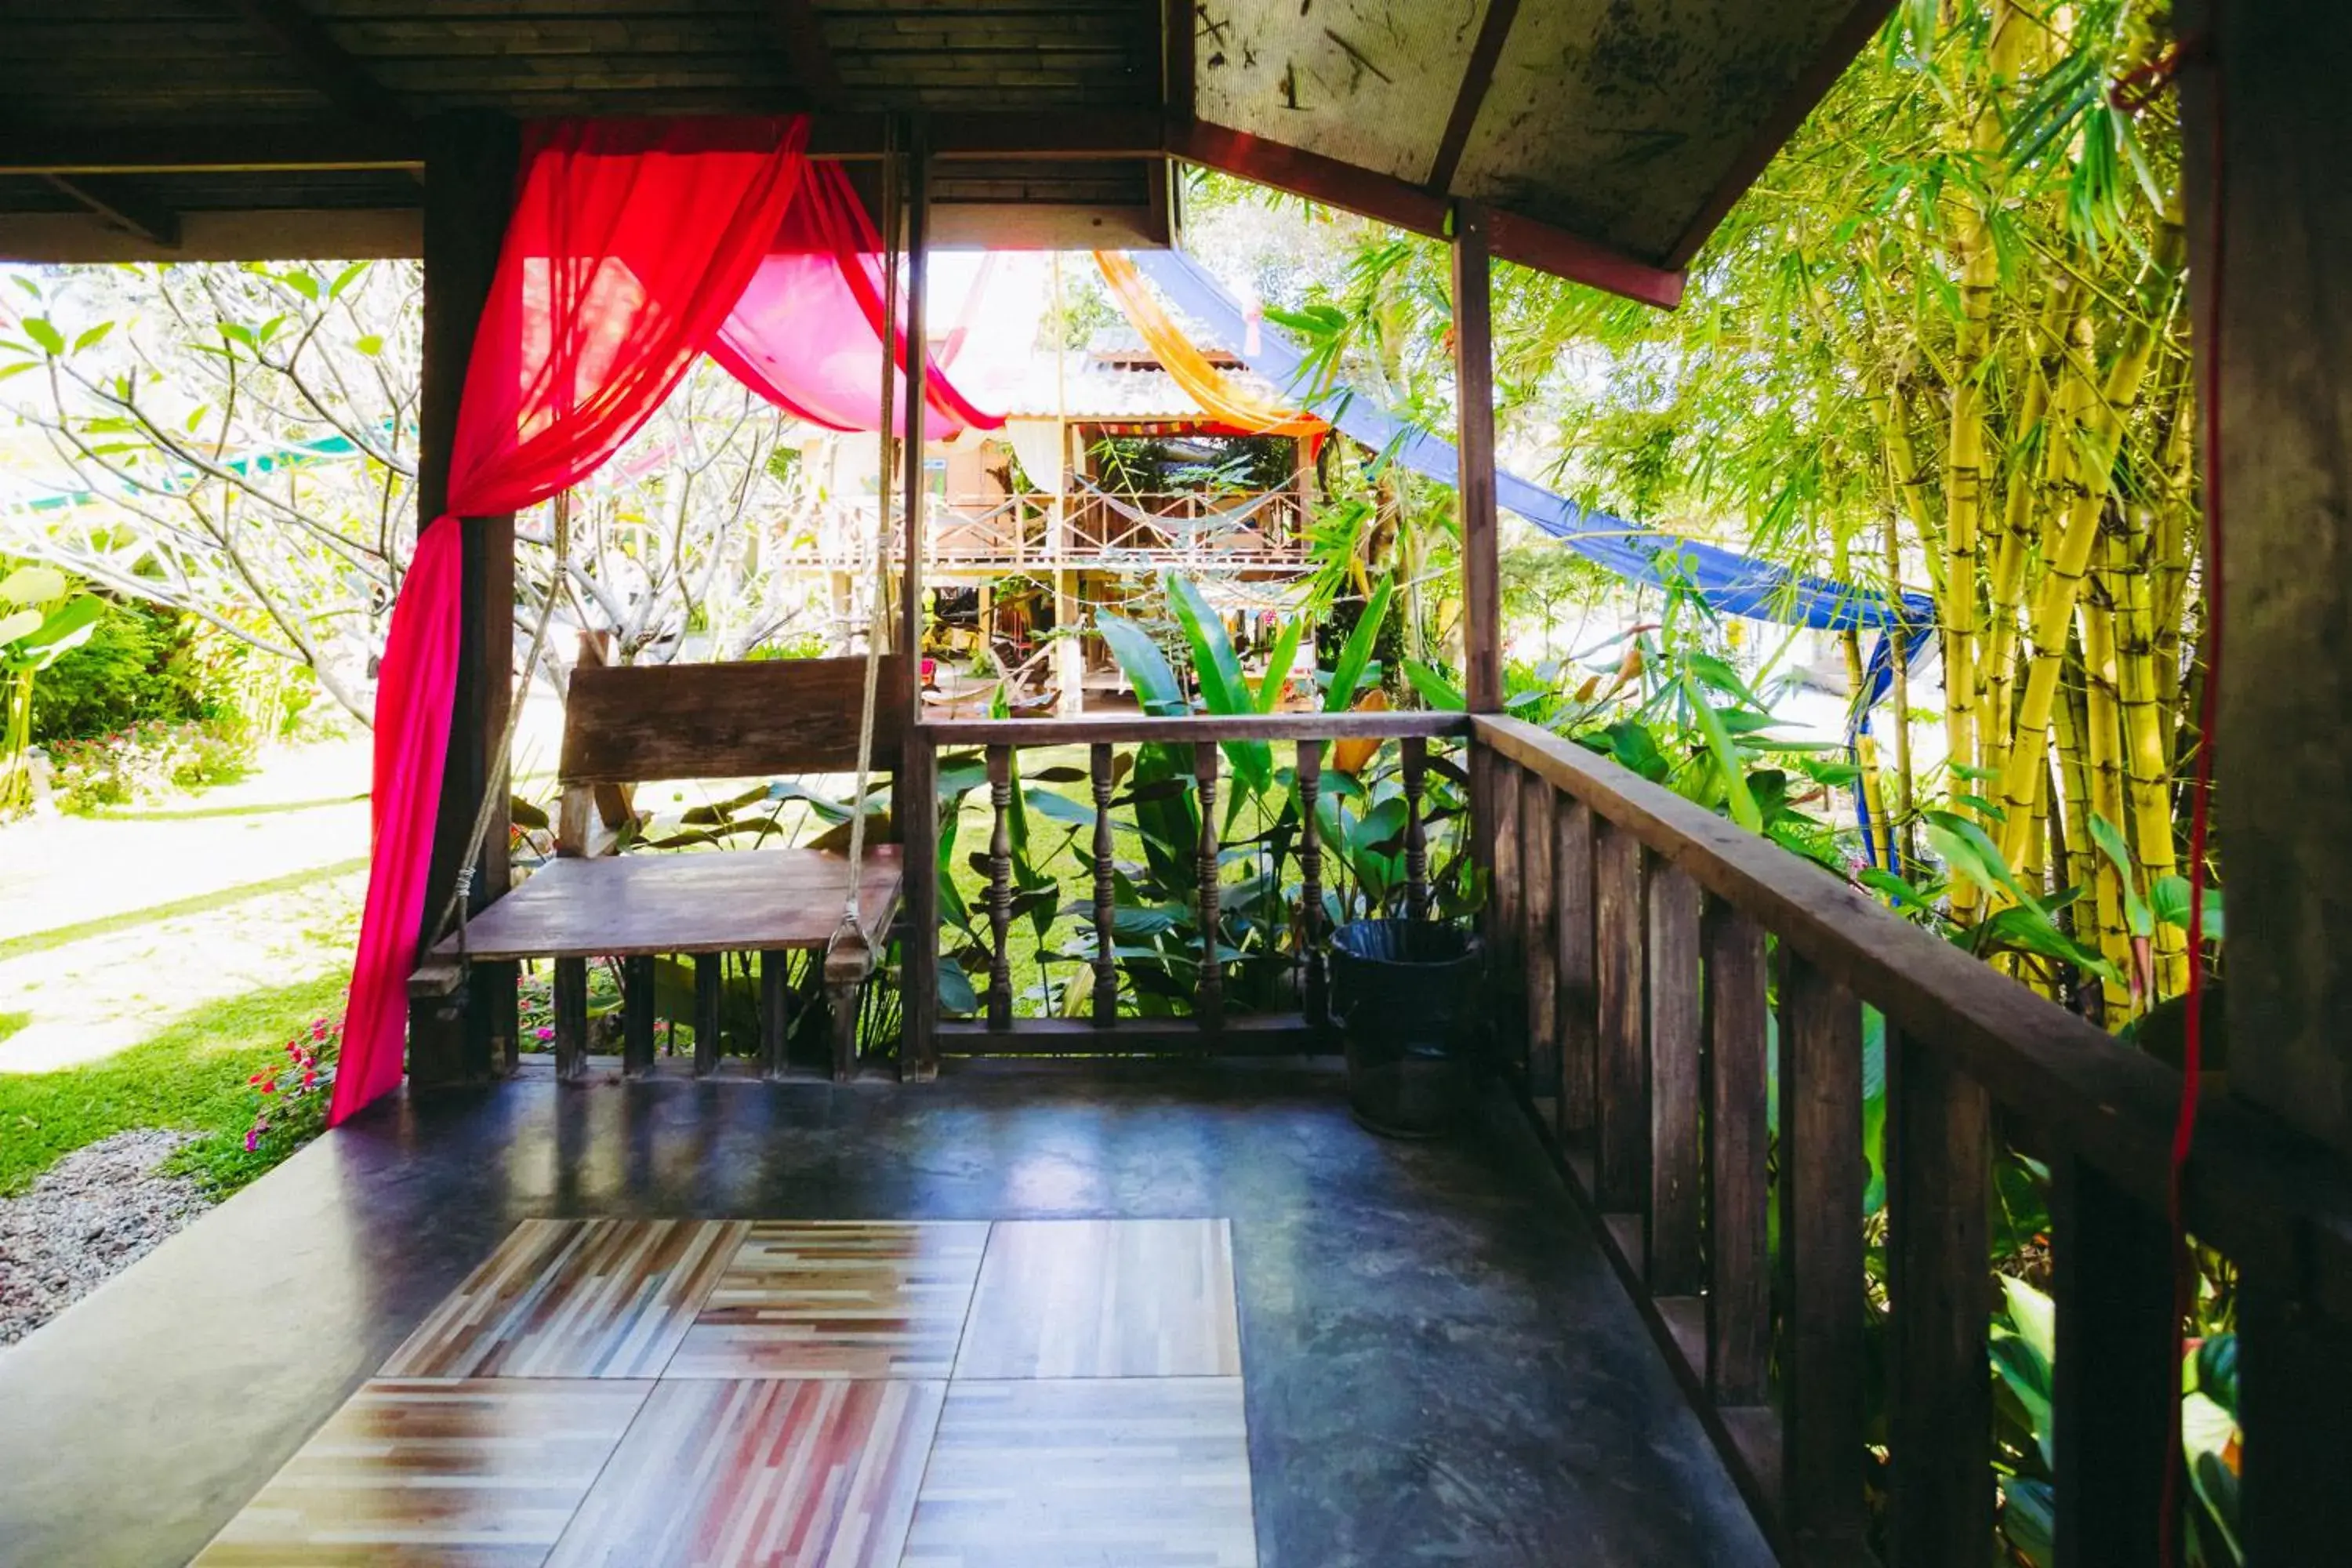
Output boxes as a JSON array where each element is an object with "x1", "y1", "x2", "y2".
[
  {"x1": 712, "y1": 161, "x2": 1001, "y2": 440},
  {"x1": 1093, "y1": 250, "x2": 1327, "y2": 440},
  {"x1": 333, "y1": 116, "x2": 997, "y2": 1126}
]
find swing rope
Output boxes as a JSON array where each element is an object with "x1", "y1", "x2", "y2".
[
  {"x1": 827, "y1": 118, "x2": 899, "y2": 977},
  {"x1": 430, "y1": 492, "x2": 573, "y2": 966}
]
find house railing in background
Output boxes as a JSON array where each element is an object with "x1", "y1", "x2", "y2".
[
  {"x1": 779, "y1": 492, "x2": 1309, "y2": 572},
  {"x1": 1471, "y1": 713, "x2": 2352, "y2": 1566}
]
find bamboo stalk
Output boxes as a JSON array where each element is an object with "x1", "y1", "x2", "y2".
[
  {"x1": 1991, "y1": 236, "x2": 2178, "y2": 873},
  {"x1": 2079, "y1": 593, "x2": 2134, "y2": 1014}
]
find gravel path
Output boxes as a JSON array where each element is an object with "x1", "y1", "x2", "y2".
[{"x1": 0, "y1": 1131, "x2": 214, "y2": 1349}]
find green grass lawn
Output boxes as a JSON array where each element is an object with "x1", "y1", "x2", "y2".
[{"x1": 0, "y1": 971, "x2": 349, "y2": 1196}]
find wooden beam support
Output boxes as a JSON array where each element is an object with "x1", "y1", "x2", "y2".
[
  {"x1": 1162, "y1": 0, "x2": 1196, "y2": 132},
  {"x1": 1178, "y1": 120, "x2": 1685, "y2": 309},
  {"x1": 224, "y1": 0, "x2": 416, "y2": 132},
  {"x1": 1, "y1": 111, "x2": 1166, "y2": 176},
  {"x1": 1451, "y1": 198, "x2": 1501, "y2": 713},
  {"x1": 33, "y1": 175, "x2": 178, "y2": 249},
  {"x1": 898, "y1": 118, "x2": 941, "y2": 1083},
  {"x1": 1425, "y1": 0, "x2": 1522, "y2": 197},
  {"x1": 771, "y1": 0, "x2": 844, "y2": 108},
  {"x1": 408, "y1": 110, "x2": 519, "y2": 1092}
]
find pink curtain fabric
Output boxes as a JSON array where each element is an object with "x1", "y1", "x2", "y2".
[
  {"x1": 332, "y1": 117, "x2": 810, "y2": 1123},
  {"x1": 710, "y1": 161, "x2": 1004, "y2": 438}
]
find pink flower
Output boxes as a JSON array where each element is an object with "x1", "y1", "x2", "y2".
[
  {"x1": 535, "y1": 1026, "x2": 554, "y2": 1041},
  {"x1": 243, "y1": 1129, "x2": 260, "y2": 1152}
]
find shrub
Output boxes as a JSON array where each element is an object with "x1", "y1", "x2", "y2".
[
  {"x1": 31, "y1": 600, "x2": 201, "y2": 742},
  {"x1": 44, "y1": 717, "x2": 256, "y2": 811}
]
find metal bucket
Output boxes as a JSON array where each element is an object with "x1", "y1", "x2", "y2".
[{"x1": 1329, "y1": 918, "x2": 1485, "y2": 1137}]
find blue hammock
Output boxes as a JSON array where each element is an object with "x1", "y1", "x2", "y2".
[{"x1": 1128, "y1": 248, "x2": 1934, "y2": 866}]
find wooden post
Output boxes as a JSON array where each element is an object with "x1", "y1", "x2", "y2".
[
  {"x1": 1091, "y1": 742, "x2": 1118, "y2": 1024},
  {"x1": 622, "y1": 954, "x2": 655, "y2": 1077},
  {"x1": 1451, "y1": 198, "x2": 1501, "y2": 714},
  {"x1": 551, "y1": 956, "x2": 586, "y2": 1082},
  {"x1": 1703, "y1": 899, "x2": 1769, "y2": 1406},
  {"x1": 1402, "y1": 735, "x2": 1430, "y2": 919},
  {"x1": 759, "y1": 949, "x2": 790, "y2": 1080},
  {"x1": 692, "y1": 953, "x2": 722, "y2": 1076},
  {"x1": 410, "y1": 109, "x2": 518, "y2": 1091},
  {"x1": 1298, "y1": 739, "x2": 1328, "y2": 1027},
  {"x1": 1593, "y1": 821, "x2": 1648, "y2": 1215},
  {"x1": 1646, "y1": 861, "x2": 1703, "y2": 1296},
  {"x1": 1777, "y1": 952, "x2": 1867, "y2": 1555},
  {"x1": 896, "y1": 118, "x2": 941, "y2": 1082},
  {"x1": 2049, "y1": 1153, "x2": 2173, "y2": 1568},
  {"x1": 1195, "y1": 741, "x2": 1222, "y2": 1027},
  {"x1": 1555, "y1": 797, "x2": 1598, "y2": 1139},
  {"x1": 2180, "y1": 7, "x2": 2352, "y2": 1544},
  {"x1": 1519, "y1": 768, "x2": 1557, "y2": 1117},
  {"x1": 985, "y1": 744, "x2": 1014, "y2": 1029},
  {"x1": 1885, "y1": 1027, "x2": 1993, "y2": 1565},
  {"x1": 2183, "y1": 0, "x2": 2352, "y2": 1162}
]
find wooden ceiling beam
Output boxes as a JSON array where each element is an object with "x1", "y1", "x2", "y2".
[
  {"x1": 2, "y1": 112, "x2": 1168, "y2": 176},
  {"x1": 771, "y1": 0, "x2": 844, "y2": 108},
  {"x1": 1176, "y1": 120, "x2": 1685, "y2": 310},
  {"x1": 223, "y1": 0, "x2": 416, "y2": 132},
  {"x1": 1425, "y1": 0, "x2": 1522, "y2": 197},
  {"x1": 35, "y1": 175, "x2": 180, "y2": 249}
]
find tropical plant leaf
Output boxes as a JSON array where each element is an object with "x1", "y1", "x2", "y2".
[
  {"x1": 1324, "y1": 575, "x2": 1392, "y2": 712},
  {"x1": 1682, "y1": 672, "x2": 1762, "y2": 832},
  {"x1": 1403, "y1": 658, "x2": 1466, "y2": 712}
]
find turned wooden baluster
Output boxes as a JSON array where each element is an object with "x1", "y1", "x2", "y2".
[
  {"x1": 1091, "y1": 742, "x2": 1118, "y2": 1025},
  {"x1": 986, "y1": 744, "x2": 1014, "y2": 1030},
  {"x1": 1195, "y1": 743, "x2": 1222, "y2": 1027},
  {"x1": 1298, "y1": 739, "x2": 1327, "y2": 1026},
  {"x1": 1403, "y1": 736, "x2": 1430, "y2": 919}
]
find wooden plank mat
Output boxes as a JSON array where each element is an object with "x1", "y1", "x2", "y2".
[
  {"x1": 430, "y1": 847, "x2": 903, "y2": 961},
  {"x1": 668, "y1": 1221, "x2": 990, "y2": 1380},
  {"x1": 954, "y1": 1219, "x2": 1243, "y2": 1379},
  {"x1": 191, "y1": 1379, "x2": 649, "y2": 1567},
  {"x1": 545, "y1": 1379, "x2": 944, "y2": 1568},
  {"x1": 380, "y1": 1219, "x2": 747, "y2": 1380},
  {"x1": 899, "y1": 1377, "x2": 1258, "y2": 1567}
]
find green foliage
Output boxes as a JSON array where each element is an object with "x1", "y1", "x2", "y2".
[{"x1": 0, "y1": 971, "x2": 350, "y2": 1196}]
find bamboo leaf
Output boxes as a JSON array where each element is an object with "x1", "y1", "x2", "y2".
[
  {"x1": 1403, "y1": 659, "x2": 1466, "y2": 711},
  {"x1": 1255, "y1": 615, "x2": 1304, "y2": 713},
  {"x1": 1682, "y1": 672, "x2": 1763, "y2": 832},
  {"x1": 1324, "y1": 575, "x2": 1393, "y2": 712}
]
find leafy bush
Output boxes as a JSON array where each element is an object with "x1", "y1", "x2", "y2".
[
  {"x1": 28, "y1": 598, "x2": 201, "y2": 742},
  {"x1": 43, "y1": 717, "x2": 256, "y2": 811}
]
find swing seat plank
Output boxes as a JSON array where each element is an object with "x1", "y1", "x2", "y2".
[{"x1": 425, "y1": 845, "x2": 904, "y2": 963}]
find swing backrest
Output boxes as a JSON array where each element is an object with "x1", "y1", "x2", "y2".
[{"x1": 556, "y1": 653, "x2": 910, "y2": 855}]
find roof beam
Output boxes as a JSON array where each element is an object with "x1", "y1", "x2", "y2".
[
  {"x1": 36, "y1": 175, "x2": 180, "y2": 249},
  {"x1": 1661, "y1": 0, "x2": 1896, "y2": 270},
  {"x1": 772, "y1": 1, "x2": 844, "y2": 108},
  {"x1": 1163, "y1": 0, "x2": 1196, "y2": 131},
  {"x1": 223, "y1": 0, "x2": 415, "y2": 132},
  {"x1": 1425, "y1": 0, "x2": 1522, "y2": 196},
  {"x1": 1177, "y1": 120, "x2": 1684, "y2": 310}
]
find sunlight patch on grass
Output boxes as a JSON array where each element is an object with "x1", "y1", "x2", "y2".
[
  {"x1": 0, "y1": 971, "x2": 349, "y2": 1196},
  {"x1": 0, "y1": 857, "x2": 371, "y2": 964}
]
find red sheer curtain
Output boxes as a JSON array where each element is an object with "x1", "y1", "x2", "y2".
[
  {"x1": 332, "y1": 117, "x2": 810, "y2": 1123},
  {"x1": 710, "y1": 161, "x2": 1003, "y2": 438}
]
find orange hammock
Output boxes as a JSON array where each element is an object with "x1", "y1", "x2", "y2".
[{"x1": 1092, "y1": 251, "x2": 1327, "y2": 439}]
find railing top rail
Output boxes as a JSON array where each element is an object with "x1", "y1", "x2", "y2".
[
  {"x1": 921, "y1": 712, "x2": 1467, "y2": 746},
  {"x1": 1472, "y1": 713, "x2": 2352, "y2": 1305}
]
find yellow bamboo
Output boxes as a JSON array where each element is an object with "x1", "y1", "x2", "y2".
[
  {"x1": 1942, "y1": 2, "x2": 2025, "y2": 849},
  {"x1": 2079, "y1": 591, "x2": 2135, "y2": 1014},
  {"x1": 1991, "y1": 242, "x2": 2176, "y2": 873},
  {"x1": 1980, "y1": 283, "x2": 2072, "y2": 796},
  {"x1": 1835, "y1": 538, "x2": 1897, "y2": 873}
]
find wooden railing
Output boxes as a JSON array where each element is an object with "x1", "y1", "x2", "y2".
[
  {"x1": 900, "y1": 711, "x2": 1467, "y2": 1065},
  {"x1": 777, "y1": 492, "x2": 1309, "y2": 572},
  {"x1": 1471, "y1": 713, "x2": 2352, "y2": 1564}
]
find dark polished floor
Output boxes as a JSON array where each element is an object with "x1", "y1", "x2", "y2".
[{"x1": 0, "y1": 1058, "x2": 1772, "y2": 1567}]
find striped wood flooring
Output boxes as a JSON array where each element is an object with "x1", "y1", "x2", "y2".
[{"x1": 201, "y1": 1218, "x2": 1257, "y2": 1566}]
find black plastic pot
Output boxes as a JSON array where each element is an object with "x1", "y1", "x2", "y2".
[{"x1": 1329, "y1": 918, "x2": 1485, "y2": 1137}]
